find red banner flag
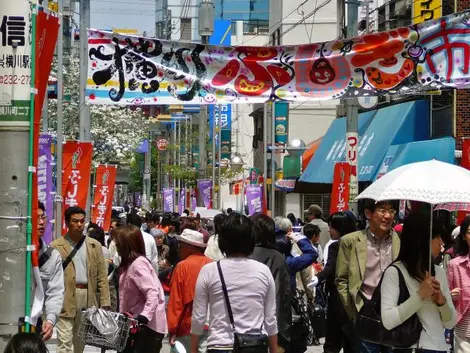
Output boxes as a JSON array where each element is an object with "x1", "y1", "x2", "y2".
[
  {"x1": 32, "y1": 11, "x2": 60, "y2": 264},
  {"x1": 458, "y1": 138, "x2": 470, "y2": 224},
  {"x1": 62, "y1": 141, "x2": 93, "y2": 235},
  {"x1": 91, "y1": 165, "x2": 117, "y2": 232},
  {"x1": 330, "y1": 162, "x2": 351, "y2": 214}
]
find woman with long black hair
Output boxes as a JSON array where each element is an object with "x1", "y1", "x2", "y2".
[
  {"x1": 381, "y1": 213, "x2": 456, "y2": 353},
  {"x1": 309, "y1": 211, "x2": 357, "y2": 353},
  {"x1": 447, "y1": 215, "x2": 470, "y2": 352}
]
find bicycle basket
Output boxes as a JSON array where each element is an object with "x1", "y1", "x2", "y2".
[{"x1": 77, "y1": 308, "x2": 131, "y2": 351}]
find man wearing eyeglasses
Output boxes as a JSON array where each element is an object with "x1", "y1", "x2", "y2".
[
  {"x1": 335, "y1": 199, "x2": 401, "y2": 353},
  {"x1": 50, "y1": 206, "x2": 110, "y2": 353},
  {"x1": 37, "y1": 201, "x2": 64, "y2": 341}
]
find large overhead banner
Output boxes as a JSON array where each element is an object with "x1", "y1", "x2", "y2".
[{"x1": 87, "y1": 11, "x2": 470, "y2": 105}]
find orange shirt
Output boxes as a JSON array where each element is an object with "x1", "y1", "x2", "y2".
[{"x1": 167, "y1": 253, "x2": 212, "y2": 336}]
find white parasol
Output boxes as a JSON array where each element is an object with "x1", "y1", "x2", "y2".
[
  {"x1": 355, "y1": 160, "x2": 470, "y2": 204},
  {"x1": 356, "y1": 159, "x2": 470, "y2": 270}
]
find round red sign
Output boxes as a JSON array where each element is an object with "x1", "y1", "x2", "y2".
[{"x1": 157, "y1": 139, "x2": 168, "y2": 151}]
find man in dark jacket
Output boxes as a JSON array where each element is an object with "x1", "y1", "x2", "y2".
[{"x1": 250, "y1": 214, "x2": 292, "y2": 353}]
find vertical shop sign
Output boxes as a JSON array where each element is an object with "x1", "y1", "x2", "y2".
[{"x1": 330, "y1": 162, "x2": 351, "y2": 213}]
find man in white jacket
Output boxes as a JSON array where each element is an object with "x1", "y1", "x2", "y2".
[{"x1": 38, "y1": 202, "x2": 65, "y2": 341}]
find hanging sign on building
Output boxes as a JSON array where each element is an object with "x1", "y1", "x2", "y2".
[
  {"x1": 87, "y1": 11, "x2": 470, "y2": 105},
  {"x1": 413, "y1": 0, "x2": 442, "y2": 24},
  {"x1": 330, "y1": 162, "x2": 351, "y2": 214},
  {"x1": 0, "y1": 0, "x2": 32, "y2": 119}
]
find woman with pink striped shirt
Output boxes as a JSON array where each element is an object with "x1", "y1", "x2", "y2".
[{"x1": 448, "y1": 216, "x2": 470, "y2": 352}]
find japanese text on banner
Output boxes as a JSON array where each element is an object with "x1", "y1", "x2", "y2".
[{"x1": 91, "y1": 165, "x2": 117, "y2": 232}]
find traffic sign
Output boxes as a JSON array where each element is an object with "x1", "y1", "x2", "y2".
[{"x1": 157, "y1": 139, "x2": 168, "y2": 151}]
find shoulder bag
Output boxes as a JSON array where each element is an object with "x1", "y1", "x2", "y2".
[
  {"x1": 217, "y1": 261, "x2": 269, "y2": 353},
  {"x1": 355, "y1": 264, "x2": 422, "y2": 348},
  {"x1": 62, "y1": 236, "x2": 86, "y2": 270}
]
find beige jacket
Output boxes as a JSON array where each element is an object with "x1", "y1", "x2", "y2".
[
  {"x1": 335, "y1": 229, "x2": 400, "y2": 321},
  {"x1": 50, "y1": 236, "x2": 111, "y2": 318}
]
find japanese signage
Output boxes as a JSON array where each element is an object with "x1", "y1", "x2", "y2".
[
  {"x1": 0, "y1": 0, "x2": 31, "y2": 117},
  {"x1": 346, "y1": 132, "x2": 358, "y2": 199},
  {"x1": 163, "y1": 188, "x2": 174, "y2": 212},
  {"x1": 246, "y1": 185, "x2": 263, "y2": 215},
  {"x1": 87, "y1": 12, "x2": 470, "y2": 105},
  {"x1": 62, "y1": 141, "x2": 93, "y2": 234},
  {"x1": 274, "y1": 102, "x2": 289, "y2": 149},
  {"x1": 91, "y1": 165, "x2": 117, "y2": 232},
  {"x1": 413, "y1": 0, "x2": 442, "y2": 24},
  {"x1": 330, "y1": 162, "x2": 351, "y2": 214},
  {"x1": 38, "y1": 134, "x2": 54, "y2": 244}
]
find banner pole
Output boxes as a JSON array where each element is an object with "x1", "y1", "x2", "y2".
[
  {"x1": 25, "y1": 2, "x2": 38, "y2": 333},
  {"x1": 55, "y1": 0, "x2": 64, "y2": 239}
]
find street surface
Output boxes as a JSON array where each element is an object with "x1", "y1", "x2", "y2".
[{"x1": 46, "y1": 336, "x2": 325, "y2": 353}]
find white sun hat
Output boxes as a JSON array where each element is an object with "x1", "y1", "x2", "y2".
[{"x1": 176, "y1": 229, "x2": 207, "y2": 248}]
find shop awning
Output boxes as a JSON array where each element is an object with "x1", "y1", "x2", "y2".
[
  {"x1": 302, "y1": 137, "x2": 322, "y2": 171},
  {"x1": 376, "y1": 137, "x2": 456, "y2": 179},
  {"x1": 299, "y1": 100, "x2": 430, "y2": 184}
]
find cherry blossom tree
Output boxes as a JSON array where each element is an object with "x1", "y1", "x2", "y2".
[{"x1": 47, "y1": 55, "x2": 150, "y2": 164}]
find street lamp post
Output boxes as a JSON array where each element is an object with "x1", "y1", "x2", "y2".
[
  {"x1": 230, "y1": 155, "x2": 245, "y2": 213},
  {"x1": 268, "y1": 139, "x2": 306, "y2": 216}
]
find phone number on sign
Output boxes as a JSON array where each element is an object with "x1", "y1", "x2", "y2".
[{"x1": 0, "y1": 75, "x2": 31, "y2": 85}]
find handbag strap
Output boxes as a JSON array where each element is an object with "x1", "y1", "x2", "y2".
[
  {"x1": 63, "y1": 236, "x2": 86, "y2": 270},
  {"x1": 217, "y1": 261, "x2": 236, "y2": 331}
]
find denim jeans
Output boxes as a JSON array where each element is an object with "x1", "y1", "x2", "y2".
[{"x1": 359, "y1": 340, "x2": 393, "y2": 353}]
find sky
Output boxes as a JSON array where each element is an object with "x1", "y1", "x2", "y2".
[{"x1": 87, "y1": 0, "x2": 156, "y2": 36}]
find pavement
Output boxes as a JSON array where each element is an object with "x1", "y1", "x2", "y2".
[{"x1": 46, "y1": 336, "x2": 325, "y2": 353}]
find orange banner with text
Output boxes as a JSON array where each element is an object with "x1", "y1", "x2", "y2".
[
  {"x1": 330, "y1": 162, "x2": 351, "y2": 214},
  {"x1": 91, "y1": 165, "x2": 117, "y2": 232},
  {"x1": 62, "y1": 141, "x2": 93, "y2": 235}
]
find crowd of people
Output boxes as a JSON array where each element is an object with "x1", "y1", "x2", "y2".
[{"x1": 6, "y1": 199, "x2": 470, "y2": 353}]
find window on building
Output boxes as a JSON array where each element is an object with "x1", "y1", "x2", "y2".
[{"x1": 180, "y1": 18, "x2": 191, "y2": 41}]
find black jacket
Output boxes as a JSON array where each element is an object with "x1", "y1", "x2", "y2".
[{"x1": 250, "y1": 245, "x2": 292, "y2": 348}]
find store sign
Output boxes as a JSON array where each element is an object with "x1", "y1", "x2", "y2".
[
  {"x1": 330, "y1": 162, "x2": 351, "y2": 214},
  {"x1": 275, "y1": 179, "x2": 296, "y2": 192},
  {"x1": 274, "y1": 102, "x2": 289, "y2": 151},
  {"x1": 413, "y1": 0, "x2": 442, "y2": 24},
  {"x1": 346, "y1": 132, "x2": 358, "y2": 198},
  {"x1": 0, "y1": 0, "x2": 31, "y2": 120}
]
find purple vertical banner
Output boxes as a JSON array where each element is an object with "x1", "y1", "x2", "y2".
[
  {"x1": 163, "y1": 188, "x2": 174, "y2": 212},
  {"x1": 38, "y1": 134, "x2": 53, "y2": 244},
  {"x1": 134, "y1": 192, "x2": 142, "y2": 207},
  {"x1": 246, "y1": 185, "x2": 262, "y2": 215},
  {"x1": 179, "y1": 188, "x2": 186, "y2": 214},
  {"x1": 191, "y1": 189, "x2": 197, "y2": 212},
  {"x1": 197, "y1": 179, "x2": 212, "y2": 209}
]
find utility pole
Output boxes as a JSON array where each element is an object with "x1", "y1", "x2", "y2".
[
  {"x1": 345, "y1": 0, "x2": 360, "y2": 214},
  {"x1": 198, "y1": 0, "x2": 214, "y2": 203},
  {"x1": 0, "y1": 0, "x2": 32, "y2": 348},
  {"x1": 143, "y1": 134, "x2": 151, "y2": 210},
  {"x1": 79, "y1": 0, "x2": 90, "y2": 141},
  {"x1": 270, "y1": 103, "x2": 275, "y2": 217}
]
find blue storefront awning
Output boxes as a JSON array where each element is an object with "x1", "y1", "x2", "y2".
[
  {"x1": 300, "y1": 100, "x2": 430, "y2": 184},
  {"x1": 375, "y1": 137, "x2": 456, "y2": 179}
]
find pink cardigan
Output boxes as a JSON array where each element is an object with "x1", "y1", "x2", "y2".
[
  {"x1": 119, "y1": 256, "x2": 167, "y2": 334},
  {"x1": 447, "y1": 255, "x2": 470, "y2": 325}
]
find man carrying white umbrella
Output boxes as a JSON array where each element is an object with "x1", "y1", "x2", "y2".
[{"x1": 336, "y1": 199, "x2": 401, "y2": 353}]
